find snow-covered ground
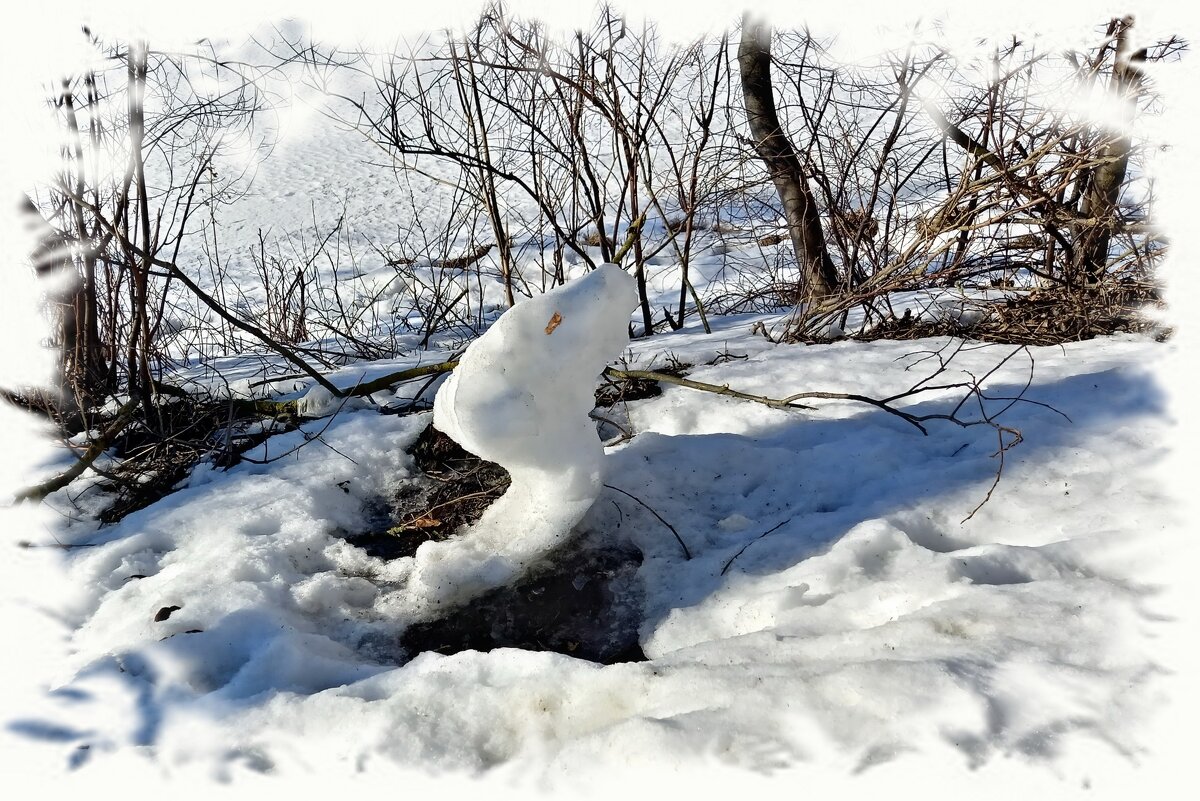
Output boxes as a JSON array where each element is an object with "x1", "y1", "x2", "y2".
[
  {"x1": 0, "y1": 314, "x2": 1185, "y2": 792},
  {"x1": 2, "y1": 3, "x2": 1198, "y2": 797}
]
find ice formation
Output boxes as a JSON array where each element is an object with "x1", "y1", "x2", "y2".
[{"x1": 401, "y1": 264, "x2": 638, "y2": 615}]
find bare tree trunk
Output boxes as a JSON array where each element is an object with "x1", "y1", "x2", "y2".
[
  {"x1": 59, "y1": 77, "x2": 108, "y2": 401},
  {"x1": 1073, "y1": 16, "x2": 1144, "y2": 283},
  {"x1": 738, "y1": 14, "x2": 839, "y2": 299},
  {"x1": 126, "y1": 41, "x2": 158, "y2": 427},
  {"x1": 20, "y1": 196, "x2": 84, "y2": 428}
]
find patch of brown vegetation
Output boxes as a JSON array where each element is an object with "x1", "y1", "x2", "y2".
[
  {"x1": 369, "y1": 424, "x2": 511, "y2": 559},
  {"x1": 852, "y1": 280, "x2": 1166, "y2": 346},
  {"x1": 972, "y1": 282, "x2": 1165, "y2": 345},
  {"x1": 579, "y1": 230, "x2": 612, "y2": 249}
]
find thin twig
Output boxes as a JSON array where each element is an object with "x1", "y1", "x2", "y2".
[
  {"x1": 720, "y1": 518, "x2": 791, "y2": 575},
  {"x1": 604, "y1": 482, "x2": 690, "y2": 559}
]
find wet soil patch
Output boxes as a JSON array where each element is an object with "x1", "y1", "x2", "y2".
[
  {"x1": 341, "y1": 422, "x2": 647, "y2": 665},
  {"x1": 400, "y1": 535, "x2": 647, "y2": 664},
  {"x1": 345, "y1": 424, "x2": 511, "y2": 560}
]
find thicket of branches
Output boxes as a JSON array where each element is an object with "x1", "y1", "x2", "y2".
[
  {"x1": 279, "y1": 9, "x2": 1176, "y2": 338},
  {"x1": 8, "y1": 8, "x2": 1182, "y2": 515}
]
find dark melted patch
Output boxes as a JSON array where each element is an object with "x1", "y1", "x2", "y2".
[
  {"x1": 400, "y1": 537, "x2": 646, "y2": 665},
  {"x1": 340, "y1": 423, "x2": 647, "y2": 665},
  {"x1": 343, "y1": 424, "x2": 510, "y2": 560}
]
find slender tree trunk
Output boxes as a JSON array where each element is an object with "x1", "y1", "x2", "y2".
[
  {"x1": 58, "y1": 79, "x2": 108, "y2": 403},
  {"x1": 621, "y1": 138, "x2": 654, "y2": 335},
  {"x1": 1073, "y1": 16, "x2": 1144, "y2": 283},
  {"x1": 20, "y1": 196, "x2": 83, "y2": 428},
  {"x1": 126, "y1": 41, "x2": 158, "y2": 427},
  {"x1": 738, "y1": 15, "x2": 839, "y2": 300}
]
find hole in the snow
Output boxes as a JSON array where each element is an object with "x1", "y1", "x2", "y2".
[
  {"x1": 954, "y1": 555, "x2": 1034, "y2": 586},
  {"x1": 337, "y1": 423, "x2": 647, "y2": 665},
  {"x1": 343, "y1": 423, "x2": 511, "y2": 560},
  {"x1": 400, "y1": 536, "x2": 647, "y2": 665}
]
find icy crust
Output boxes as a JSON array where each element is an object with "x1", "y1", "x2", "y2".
[{"x1": 398, "y1": 264, "x2": 638, "y2": 616}]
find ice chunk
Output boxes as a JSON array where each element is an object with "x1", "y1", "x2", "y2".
[
  {"x1": 717, "y1": 513, "x2": 755, "y2": 532},
  {"x1": 400, "y1": 264, "x2": 637, "y2": 616},
  {"x1": 296, "y1": 385, "x2": 370, "y2": 419}
]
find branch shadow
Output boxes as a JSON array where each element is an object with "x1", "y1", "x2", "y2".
[{"x1": 597, "y1": 363, "x2": 1166, "y2": 633}]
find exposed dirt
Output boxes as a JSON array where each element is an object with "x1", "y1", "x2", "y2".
[
  {"x1": 400, "y1": 534, "x2": 646, "y2": 664},
  {"x1": 344, "y1": 425, "x2": 511, "y2": 561},
  {"x1": 340, "y1": 421, "x2": 647, "y2": 665}
]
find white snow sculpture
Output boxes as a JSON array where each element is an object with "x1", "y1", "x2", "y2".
[{"x1": 402, "y1": 264, "x2": 638, "y2": 615}]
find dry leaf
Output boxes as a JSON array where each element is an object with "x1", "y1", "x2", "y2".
[
  {"x1": 153, "y1": 605, "x2": 181, "y2": 622},
  {"x1": 544, "y1": 311, "x2": 563, "y2": 335},
  {"x1": 392, "y1": 516, "x2": 441, "y2": 534}
]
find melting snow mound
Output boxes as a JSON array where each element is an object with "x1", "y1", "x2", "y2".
[{"x1": 400, "y1": 264, "x2": 637, "y2": 616}]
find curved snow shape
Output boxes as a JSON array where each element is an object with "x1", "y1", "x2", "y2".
[{"x1": 402, "y1": 264, "x2": 638, "y2": 616}]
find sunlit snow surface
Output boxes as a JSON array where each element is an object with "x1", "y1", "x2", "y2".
[
  {"x1": 2, "y1": 320, "x2": 1172, "y2": 785},
  {"x1": 0, "y1": 20, "x2": 1181, "y2": 789}
]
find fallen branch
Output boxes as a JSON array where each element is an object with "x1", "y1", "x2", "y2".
[
  {"x1": 228, "y1": 397, "x2": 299, "y2": 420},
  {"x1": 603, "y1": 367, "x2": 820, "y2": 412},
  {"x1": 603, "y1": 367, "x2": 959, "y2": 433},
  {"x1": 322, "y1": 355, "x2": 1036, "y2": 442},
  {"x1": 17, "y1": 340, "x2": 1042, "y2": 524},
  {"x1": 346, "y1": 361, "x2": 462, "y2": 399},
  {"x1": 14, "y1": 397, "x2": 140, "y2": 503}
]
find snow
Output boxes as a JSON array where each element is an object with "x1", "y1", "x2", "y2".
[
  {"x1": 0, "y1": 321, "x2": 1180, "y2": 790},
  {"x1": 403, "y1": 264, "x2": 637, "y2": 615},
  {"x1": 296, "y1": 385, "x2": 371, "y2": 418},
  {"x1": 1, "y1": 5, "x2": 1194, "y2": 793}
]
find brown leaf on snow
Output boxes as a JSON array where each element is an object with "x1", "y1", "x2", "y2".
[
  {"x1": 153, "y1": 605, "x2": 182, "y2": 622},
  {"x1": 544, "y1": 311, "x2": 563, "y2": 335}
]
